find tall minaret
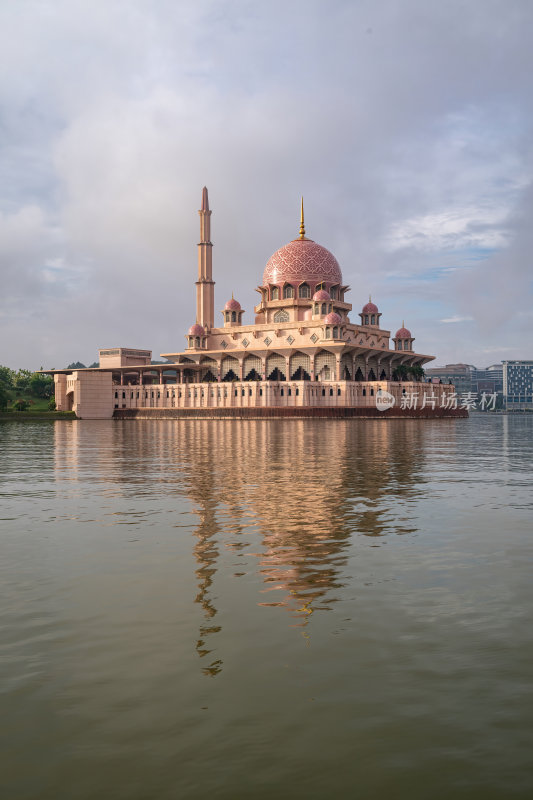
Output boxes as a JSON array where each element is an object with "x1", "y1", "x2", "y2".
[{"x1": 196, "y1": 186, "x2": 215, "y2": 329}]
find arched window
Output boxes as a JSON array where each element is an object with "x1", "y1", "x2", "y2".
[
  {"x1": 271, "y1": 286, "x2": 279, "y2": 300},
  {"x1": 283, "y1": 285, "x2": 294, "y2": 299},
  {"x1": 231, "y1": 311, "x2": 236, "y2": 322},
  {"x1": 325, "y1": 328, "x2": 331, "y2": 338},
  {"x1": 330, "y1": 286, "x2": 338, "y2": 300},
  {"x1": 314, "y1": 304, "x2": 319, "y2": 314},
  {"x1": 321, "y1": 303, "x2": 327, "y2": 315},
  {"x1": 274, "y1": 309, "x2": 289, "y2": 323},
  {"x1": 195, "y1": 337, "x2": 200, "y2": 348},
  {"x1": 299, "y1": 283, "x2": 310, "y2": 298},
  {"x1": 364, "y1": 315, "x2": 369, "y2": 325},
  {"x1": 371, "y1": 315, "x2": 375, "y2": 325}
]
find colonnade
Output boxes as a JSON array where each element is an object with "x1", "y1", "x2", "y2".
[{"x1": 111, "y1": 349, "x2": 422, "y2": 387}]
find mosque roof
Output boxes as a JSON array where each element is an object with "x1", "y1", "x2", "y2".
[
  {"x1": 324, "y1": 312, "x2": 342, "y2": 325},
  {"x1": 263, "y1": 238, "x2": 342, "y2": 287},
  {"x1": 188, "y1": 323, "x2": 205, "y2": 335},
  {"x1": 263, "y1": 200, "x2": 342, "y2": 287},
  {"x1": 362, "y1": 301, "x2": 378, "y2": 313},
  {"x1": 224, "y1": 297, "x2": 241, "y2": 311},
  {"x1": 313, "y1": 289, "x2": 331, "y2": 301},
  {"x1": 395, "y1": 326, "x2": 412, "y2": 339}
]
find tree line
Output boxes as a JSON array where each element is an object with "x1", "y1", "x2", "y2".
[{"x1": 0, "y1": 366, "x2": 55, "y2": 411}]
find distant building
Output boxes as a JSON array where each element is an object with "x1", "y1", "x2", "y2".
[
  {"x1": 503, "y1": 361, "x2": 533, "y2": 411},
  {"x1": 471, "y1": 364, "x2": 503, "y2": 395},
  {"x1": 425, "y1": 363, "x2": 474, "y2": 395}
]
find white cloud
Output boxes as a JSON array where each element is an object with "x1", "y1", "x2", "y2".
[{"x1": 1, "y1": 0, "x2": 533, "y2": 368}]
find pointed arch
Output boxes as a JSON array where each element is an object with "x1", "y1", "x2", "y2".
[
  {"x1": 282, "y1": 284, "x2": 294, "y2": 299},
  {"x1": 289, "y1": 352, "x2": 311, "y2": 380},
  {"x1": 221, "y1": 356, "x2": 239, "y2": 381},
  {"x1": 315, "y1": 350, "x2": 336, "y2": 381},
  {"x1": 266, "y1": 353, "x2": 286, "y2": 381},
  {"x1": 274, "y1": 309, "x2": 289, "y2": 323},
  {"x1": 341, "y1": 354, "x2": 352, "y2": 380},
  {"x1": 243, "y1": 354, "x2": 262, "y2": 381}
]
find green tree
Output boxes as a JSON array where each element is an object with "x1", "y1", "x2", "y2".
[
  {"x1": 394, "y1": 364, "x2": 409, "y2": 381},
  {"x1": 29, "y1": 371, "x2": 53, "y2": 399},
  {"x1": 0, "y1": 366, "x2": 15, "y2": 389},
  {"x1": 13, "y1": 369, "x2": 33, "y2": 393},
  {"x1": 67, "y1": 361, "x2": 86, "y2": 369},
  {"x1": 0, "y1": 385, "x2": 9, "y2": 410},
  {"x1": 409, "y1": 365, "x2": 425, "y2": 382}
]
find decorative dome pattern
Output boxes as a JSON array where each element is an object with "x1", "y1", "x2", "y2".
[
  {"x1": 324, "y1": 312, "x2": 342, "y2": 325},
  {"x1": 362, "y1": 301, "x2": 378, "y2": 313},
  {"x1": 263, "y1": 239, "x2": 342, "y2": 287},
  {"x1": 395, "y1": 326, "x2": 412, "y2": 339},
  {"x1": 224, "y1": 297, "x2": 241, "y2": 311},
  {"x1": 188, "y1": 323, "x2": 205, "y2": 336},
  {"x1": 313, "y1": 289, "x2": 331, "y2": 301}
]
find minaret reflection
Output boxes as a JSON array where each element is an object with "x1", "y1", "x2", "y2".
[
  {"x1": 177, "y1": 419, "x2": 425, "y2": 640},
  {"x1": 67, "y1": 419, "x2": 426, "y2": 673},
  {"x1": 178, "y1": 423, "x2": 223, "y2": 677}
]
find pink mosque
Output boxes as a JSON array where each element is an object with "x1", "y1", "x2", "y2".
[{"x1": 52, "y1": 188, "x2": 463, "y2": 419}]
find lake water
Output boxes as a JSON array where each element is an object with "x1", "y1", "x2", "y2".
[{"x1": 1, "y1": 416, "x2": 532, "y2": 799}]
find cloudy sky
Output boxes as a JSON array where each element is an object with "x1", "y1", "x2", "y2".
[{"x1": 1, "y1": 0, "x2": 532, "y2": 370}]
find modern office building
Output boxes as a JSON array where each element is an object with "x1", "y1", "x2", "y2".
[{"x1": 503, "y1": 361, "x2": 533, "y2": 410}]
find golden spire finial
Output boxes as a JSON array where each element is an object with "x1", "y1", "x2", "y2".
[
  {"x1": 299, "y1": 196, "x2": 306, "y2": 239},
  {"x1": 232, "y1": 291, "x2": 234, "y2": 299},
  {"x1": 402, "y1": 319, "x2": 405, "y2": 328},
  {"x1": 369, "y1": 294, "x2": 372, "y2": 302}
]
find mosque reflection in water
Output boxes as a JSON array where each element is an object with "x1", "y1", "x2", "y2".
[{"x1": 55, "y1": 419, "x2": 434, "y2": 676}]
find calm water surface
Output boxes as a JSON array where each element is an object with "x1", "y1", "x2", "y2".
[{"x1": 1, "y1": 416, "x2": 532, "y2": 799}]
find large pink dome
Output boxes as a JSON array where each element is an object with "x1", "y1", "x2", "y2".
[{"x1": 263, "y1": 239, "x2": 342, "y2": 287}]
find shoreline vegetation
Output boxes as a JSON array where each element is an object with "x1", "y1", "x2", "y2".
[
  {"x1": 0, "y1": 364, "x2": 71, "y2": 419},
  {"x1": 0, "y1": 411, "x2": 77, "y2": 420}
]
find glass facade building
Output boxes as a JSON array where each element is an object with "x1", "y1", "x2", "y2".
[{"x1": 503, "y1": 361, "x2": 533, "y2": 410}]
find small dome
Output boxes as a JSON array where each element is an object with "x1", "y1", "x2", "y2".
[
  {"x1": 263, "y1": 239, "x2": 342, "y2": 286},
  {"x1": 224, "y1": 297, "x2": 241, "y2": 311},
  {"x1": 395, "y1": 326, "x2": 412, "y2": 339},
  {"x1": 313, "y1": 289, "x2": 331, "y2": 301},
  {"x1": 188, "y1": 323, "x2": 205, "y2": 336},
  {"x1": 324, "y1": 312, "x2": 342, "y2": 325},
  {"x1": 362, "y1": 301, "x2": 378, "y2": 313}
]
